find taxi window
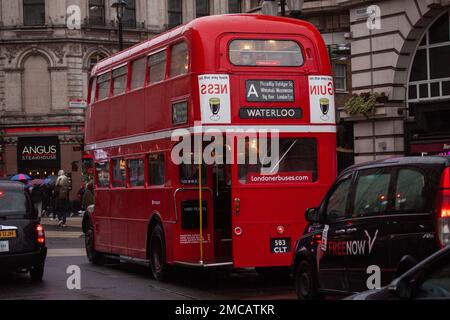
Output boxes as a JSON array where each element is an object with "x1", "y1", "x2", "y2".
[
  {"x1": 353, "y1": 168, "x2": 392, "y2": 218},
  {"x1": 393, "y1": 168, "x2": 428, "y2": 213},
  {"x1": 229, "y1": 39, "x2": 303, "y2": 67},
  {"x1": 0, "y1": 187, "x2": 32, "y2": 218}
]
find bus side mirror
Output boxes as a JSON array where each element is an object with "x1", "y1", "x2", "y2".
[{"x1": 305, "y1": 208, "x2": 320, "y2": 223}]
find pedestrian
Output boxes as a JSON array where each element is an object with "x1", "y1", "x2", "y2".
[
  {"x1": 82, "y1": 181, "x2": 94, "y2": 213},
  {"x1": 30, "y1": 184, "x2": 44, "y2": 218},
  {"x1": 54, "y1": 170, "x2": 70, "y2": 228},
  {"x1": 41, "y1": 183, "x2": 50, "y2": 217}
]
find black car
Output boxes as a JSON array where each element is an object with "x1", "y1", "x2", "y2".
[
  {"x1": 0, "y1": 180, "x2": 47, "y2": 282},
  {"x1": 347, "y1": 244, "x2": 450, "y2": 300},
  {"x1": 292, "y1": 156, "x2": 450, "y2": 299}
]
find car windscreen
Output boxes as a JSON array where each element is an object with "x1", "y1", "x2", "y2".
[{"x1": 0, "y1": 187, "x2": 32, "y2": 219}]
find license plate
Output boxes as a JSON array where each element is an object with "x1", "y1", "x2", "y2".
[
  {"x1": 0, "y1": 230, "x2": 16, "y2": 239},
  {"x1": 0, "y1": 241, "x2": 9, "y2": 253},
  {"x1": 270, "y1": 238, "x2": 291, "y2": 254}
]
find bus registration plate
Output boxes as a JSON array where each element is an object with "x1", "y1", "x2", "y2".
[{"x1": 270, "y1": 238, "x2": 291, "y2": 254}]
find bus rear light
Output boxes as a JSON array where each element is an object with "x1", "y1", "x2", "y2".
[
  {"x1": 234, "y1": 198, "x2": 240, "y2": 216},
  {"x1": 276, "y1": 226, "x2": 285, "y2": 235},
  {"x1": 234, "y1": 227, "x2": 243, "y2": 236},
  {"x1": 36, "y1": 224, "x2": 45, "y2": 245}
]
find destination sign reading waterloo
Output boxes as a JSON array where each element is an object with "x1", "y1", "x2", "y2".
[{"x1": 246, "y1": 80, "x2": 294, "y2": 102}]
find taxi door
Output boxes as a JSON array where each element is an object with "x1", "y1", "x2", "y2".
[{"x1": 316, "y1": 173, "x2": 353, "y2": 293}]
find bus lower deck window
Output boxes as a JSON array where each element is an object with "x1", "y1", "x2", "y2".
[
  {"x1": 96, "y1": 162, "x2": 110, "y2": 188},
  {"x1": 237, "y1": 138, "x2": 317, "y2": 184},
  {"x1": 112, "y1": 159, "x2": 126, "y2": 187},
  {"x1": 148, "y1": 154, "x2": 165, "y2": 186}
]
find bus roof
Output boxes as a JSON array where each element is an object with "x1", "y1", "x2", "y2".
[{"x1": 91, "y1": 14, "x2": 325, "y2": 75}]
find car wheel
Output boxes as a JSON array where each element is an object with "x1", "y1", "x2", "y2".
[
  {"x1": 294, "y1": 260, "x2": 319, "y2": 300},
  {"x1": 149, "y1": 224, "x2": 169, "y2": 281},
  {"x1": 30, "y1": 264, "x2": 44, "y2": 283},
  {"x1": 85, "y1": 220, "x2": 105, "y2": 265}
]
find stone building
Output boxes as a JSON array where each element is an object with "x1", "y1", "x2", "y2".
[
  {"x1": 1, "y1": 0, "x2": 450, "y2": 202},
  {"x1": 0, "y1": 0, "x2": 248, "y2": 201},
  {"x1": 256, "y1": 0, "x2": 450, "y2": 165}
]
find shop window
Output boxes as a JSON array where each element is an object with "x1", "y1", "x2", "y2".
[
  {"x1": 430, "y1": 46, "x2": 450, "y2": 80},
  {"x1": 169, "y1": 42, "x2": 188, "y2": 77},
  {"x1": 148, "y1": 154, "x2": 165, "y2": 186},
  {"x1": 96, "y1": 162, "x2": 110, "y2": 188},
  {"x1": 410, "y1": 49, "x2": 427, "y2": 82},
  {"x1": 128, "y1": 159, "x2": 145, "y2": 187},
  {"x1": 429, "y1": 13, "x2": 449, "y2": 45},
  {"x1": 130, "y1": 57, "x2": 147, "y2": 89},
  {"x1": 148, "y1": 50, "x2": 167, "y2": 83},
  {"x1": 112, "y1": 159, "x2": 126, "y2": 188}
]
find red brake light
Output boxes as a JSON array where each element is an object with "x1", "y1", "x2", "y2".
[
  {"x1": 36, "y1": 224, "x2": 45, "y2": 245},
  {"x1": 436, "y1": 168, "x2": 450, "y2": 248}
]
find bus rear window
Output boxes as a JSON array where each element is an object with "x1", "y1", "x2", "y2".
[
  {"x1": 229, "y1": 39, "x2": 303, "y2": 67},
  {"x1": 237, "y1": 138, "x2": 317, "y2": 184}
]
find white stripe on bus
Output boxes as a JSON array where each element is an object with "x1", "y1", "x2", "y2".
[{"x1": 85, "y1": 125, "x2": 336, "y2": 151}]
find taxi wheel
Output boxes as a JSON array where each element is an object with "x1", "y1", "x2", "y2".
[
  {"x1": 85, "y1": 221, "x2": 105, "y2": 265},
  {"x1": 149, "y1": 224, "x2": 169, "y2": 281},
  {"x1": 295, "y1": 260, "x2": 318, "y2": 300},
  {"x1": 30, "y1": 264, "x2": 44, "y2": 283}
]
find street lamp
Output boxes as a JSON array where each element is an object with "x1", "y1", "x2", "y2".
[
  {"x1": 111, "y1": 0, "x2": 128, "y2": 51},
  {"x1": 286, "y1": 0, "x2": 304, "y2": 16}
]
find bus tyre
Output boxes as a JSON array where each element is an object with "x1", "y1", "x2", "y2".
[
  {"x1": 149, "y1": 224, "x2": 168, "y2": 281},
  {"x1": 85, "y1": 220, "x2": 105, "y2": 265},
  {"x1": 294, "y1": 260, "x2": 319, "y2": 300},
  {"x1": 30, "y1": 264, "x2": 44, "y2": 283}
]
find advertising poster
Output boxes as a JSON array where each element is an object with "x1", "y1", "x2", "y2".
[
  {"x1": 308, "y1": 75, "x2": 336, "y2": 124},
  {"x1": 198, "y1": 74, "x2": 231, "y2": 124}
]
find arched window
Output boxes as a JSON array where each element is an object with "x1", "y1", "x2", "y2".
[
  {"x1": 89, "y1": 53, "x2": 107, "y2": 72},
  {"x1": 23, "y1": 55, "x2": 51, "y2": 114},
  {"x1": 408, "y1": 11, "x2": 450, "y2": 104}
]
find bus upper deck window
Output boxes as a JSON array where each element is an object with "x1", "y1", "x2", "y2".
[
  {"x1": 148, "y1": 50, "x2": 167, "y2": 84},
  {"x1": 112, "y1": 66, "x2": 128, "y2": 96},
  {"x1": 229, "y1": 39, "x2": 303, "y2": 67},
  {"x1": 89, "y1": 77, "x2": 97, "y2": 103},
  {"x1": 97, "y1": 72, "x2": 111, "y2": 100},
  {"x1": 170, "y1": 42, "x2": 188, "y2": 78}
]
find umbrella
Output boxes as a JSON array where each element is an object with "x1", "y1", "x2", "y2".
[
  {"x1": 29, "y1": 179, "x2": 45, "y2": 186},
  {"x1": 10, "y1": 174, "x2": 32, "y2": 181},
  {"x1": 44, "y1": 175, "x2": 57, "y2": 185}
]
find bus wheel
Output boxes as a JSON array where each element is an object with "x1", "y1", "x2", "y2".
[
  {"x1": 149, "y1": 224, "x2": 168, "y2": 281},
  {"x1": 85, "y1": 220, "x2": 105, "y2": 265},
  {"x1": 294, "y1": 260, "x2": 319, "y2": 300}
]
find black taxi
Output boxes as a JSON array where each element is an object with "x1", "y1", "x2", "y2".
[
  {"x1": 0, "y1": 180, "x2": 47, "y2": 282},
  {"x1": 292, "y1": 156, "x2": 450, "y2": 299}
]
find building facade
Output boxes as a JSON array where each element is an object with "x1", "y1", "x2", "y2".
[
  {"x1": 0, "y1": 0, "x2": 248, "y2": 201},
  {"x1": 1, "y1": 0, "x2": 449, "y2": 202},
  {"x1": 258, "y1": 0, "x2": 450, "y2": 164}
]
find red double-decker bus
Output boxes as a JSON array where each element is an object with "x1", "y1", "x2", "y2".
[{"x1": 83, "y1": 14, "x2": 337, "y2": 280}]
